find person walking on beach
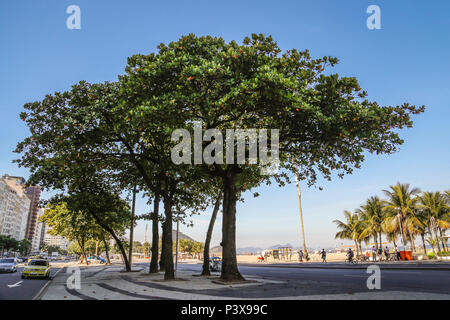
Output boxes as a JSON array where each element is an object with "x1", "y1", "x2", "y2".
[
  {"x1": 321, "y1": 249, "x2": 327, "y2": 263},
  {"x1": 298, "y1": 250, "x2": 303, "y2": 263},
  {"x1": 372, "y1": 246, "x2": 377, "y2": 262}
]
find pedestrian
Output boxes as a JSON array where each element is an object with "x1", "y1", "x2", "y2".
[
  {"x1": 298, "y1": 250, "x2": 303, "y2": 263},
  {"x1": 394, "y1": 244, "x2": 400, "y2": 261},
  {"x1": 372, "y1": 246, "x2": 377, "y2": 262},
  {"x1": 321, "y1": 249, "x2": 327, "y2": 263},
  {"x1": 378, "y1": 247, "x2": 383, "y2": 261},
  {"x1": 384, "y1": 246, "x2": 389, "y2": 261}
]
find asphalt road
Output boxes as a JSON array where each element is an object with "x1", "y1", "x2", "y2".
[
  {"x1": 176, "y1": 263, "x2": 450, "y2": 296},
  {"x1": 0, "y1": 265, "x2": 61, "y2": 300}
]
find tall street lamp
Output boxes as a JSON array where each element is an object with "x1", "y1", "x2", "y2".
[{"x1": 295, "y1": 174, "x2": 309, "y2": 260}]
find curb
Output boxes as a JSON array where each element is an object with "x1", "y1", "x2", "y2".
[
  {"x1": 33, "y1": 267, "x2": 64, "y2": 300},
  {"x1": 238, "y1": 263, "x2": 450, "y2": 271}
]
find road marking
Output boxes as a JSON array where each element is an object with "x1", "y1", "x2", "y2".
[{"x1": 7, "y1": 281, "x2": 23, "y2": 288}]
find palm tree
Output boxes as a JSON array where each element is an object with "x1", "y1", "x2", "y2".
[
  {"x1": 334, "y1": 210, "x2": 364, "y2": 255},
  {"x1": 358, "y1": 196, "x2": 385, "y2": 252},
  {"x1": 382, "y1": 183, "x2": 421, "y2": 251},
  {"x1": 417, "y1": 192, "x2": 449, "y2": 253}
]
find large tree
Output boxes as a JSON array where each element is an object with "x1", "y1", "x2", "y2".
[
  {"x1": 16, "y1": 33, "x2": 424, "y2": 282},
  {"x1": 125, "y1": 34, "x2": 423, "y2": 281}
]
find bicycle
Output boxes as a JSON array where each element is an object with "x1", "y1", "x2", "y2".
[{"x1": 345, "y1": 256, "x2": 358, "y2": 264}]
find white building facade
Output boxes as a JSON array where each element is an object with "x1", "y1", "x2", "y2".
[{"x1": 0, "y1": 175, "x2": 30, "y2": 240}]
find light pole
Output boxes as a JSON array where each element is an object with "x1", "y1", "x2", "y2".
[{"x1": 295, "y1": 174, "x2": 309, "y2": 260}]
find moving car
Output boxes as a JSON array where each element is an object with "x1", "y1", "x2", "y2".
[
  {"x1": 22, "y1": 259, "x2": 51, "y2": 279},
  {"x1": 87, "y1": 256, "x2": 106, "y2": 264},
  {"x1": 0, "y1": 258, "x2": 18, "y2": 273},
  {"x1": 209, "y1": 256, "x2": 222, "y2": 272}
]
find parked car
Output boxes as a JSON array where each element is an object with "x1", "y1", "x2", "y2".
[
  {"x1": 22, "y1": 259, "x2": 51, "y2": 279},
  {"x1": 209, "y1": 256, "x2": 222, "y2": 271},
  {"x1": 87, "y1": 256, "x2": 106, "y2": 264},
  {"x1": 0, "y1": 258, "x2": 19, "y2": 273}
]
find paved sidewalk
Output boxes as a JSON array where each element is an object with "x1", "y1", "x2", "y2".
[{"x1": 40, "y1": 264, "x2": 450, "y2": 300}]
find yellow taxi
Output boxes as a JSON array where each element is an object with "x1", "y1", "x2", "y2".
[{"x1": 22, "y1": 259, "x2": 51, "y2": 279}]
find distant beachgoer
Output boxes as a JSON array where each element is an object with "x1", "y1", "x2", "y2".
[
  {"x1": 321, "y1": 249, "x2": 327, "y2": 263},
  {"x1": 372, "y1": 246, "x2": 377, "y2": 262},
  {"x1": 298, "y1": 250, "x2": 303, "y2": 262},
  {"x1": 394, "y1": 245, "x2": 400, "y2": 261}
]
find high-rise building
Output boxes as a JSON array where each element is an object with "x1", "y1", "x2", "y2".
[
  {"x1": 43, "y1": 226, "x2": 70, "y2": 250},
  {"x1": 31, "y1": 208, "x2": 45, "y2": 252},
  {"x1": 0, "y1": 175, "x2": 31, "y2": 240},
  {"x1": 24, "y1": 185, "x2": 41, "y2": 242}
]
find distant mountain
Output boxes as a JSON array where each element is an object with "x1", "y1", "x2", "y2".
[{"x1": 159, "y1": 230, "x2": 197, "y2": 242}]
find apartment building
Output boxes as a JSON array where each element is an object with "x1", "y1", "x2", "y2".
[{"x1": 0, "y1": 175, "x2": 30, "y2": 240}]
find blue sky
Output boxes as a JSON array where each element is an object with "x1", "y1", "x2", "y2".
[{"x1": 1, "y1": 1, "x2": 449, "y2": 249}]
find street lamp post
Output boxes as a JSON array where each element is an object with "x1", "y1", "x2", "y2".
[{"x1": 295, "y1": 174, "x2": 309, "y2": 260}]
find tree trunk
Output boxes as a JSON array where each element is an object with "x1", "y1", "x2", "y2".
[
  {"x1": 150, "y1": 192, "x2": 161, "y2": 273},
  {"x1": 379, "y1": 233, "x2": 382, "y2": 251},
  {"x1": 439, "y1": 228, "x2": 447, "y2": 251},
  {"x1": 354, "y1": 240, "x2": 359, "y2": 256},
  {"x1": 220, "y1": 171, "x2": 244, "y2": 282},
  {"x1": 407, "y1": 228, "x2": 416, "y2": 252},
  {"x1": 160, "y1": 223, "x2": 166, "y2": 272},
  {"x1": 88, "y1": 210, "x2": 131, "y2": 271},
  {"x1": 421, "y1": 233, "x2": 427, "y2": 255},
  {"x1": 102, "y1": 237, "x2": 111, "y2": 264},
  {"x1": 201, "y1": 192, "x2": 222, "y2": 276},
  {"x1": 374, "y1": 235, "x2": 378, "y2": 253},
  {"x1": 80, "y1": 238, "x2": 88, "y2": 266},
  {"x1": 128, "y1": 185, "x2": 137, "y2": 268},
  {"x1": 162, "y1": 199, "x2": 175, "y2": 280},
  {"x1": 95, "y1": 241, "x2": 99, "y2": 256}
]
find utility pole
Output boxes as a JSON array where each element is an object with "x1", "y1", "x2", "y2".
[
  {"x1": 128, "y1": 185, "x2": 137, "y2": 268},
  {"x1": 295, "y1": 174, "x2": 309, "y2": 260}
]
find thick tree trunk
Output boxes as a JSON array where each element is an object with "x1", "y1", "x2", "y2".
[
  {"x1": 160, "y1": 223, "x2": 166, "y2": 272},
  {"x1": 162, "y1": 199, "x2": 175, "y2": 280},
  {"x1": 220, "y1": 172, "x2": 244, "y2": 282},
  {"x1": 95, "y1": 241, "x2": 99, "y2": 256},
  {"x1": 379, "y1": 233, "x2": 382, "y2": 251},
  {"x1": 102, "y1": 237, "x2": 111, "y2": 265},
  {"x1": 201, "y1": 193, "x2": 222, "y2": 276},
  {"x1": 354, "y1": 240, "x2": 359, "y2": 256},
  {"x1": 150, "y1": 192, "x2": 161, "y2": 273}
]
